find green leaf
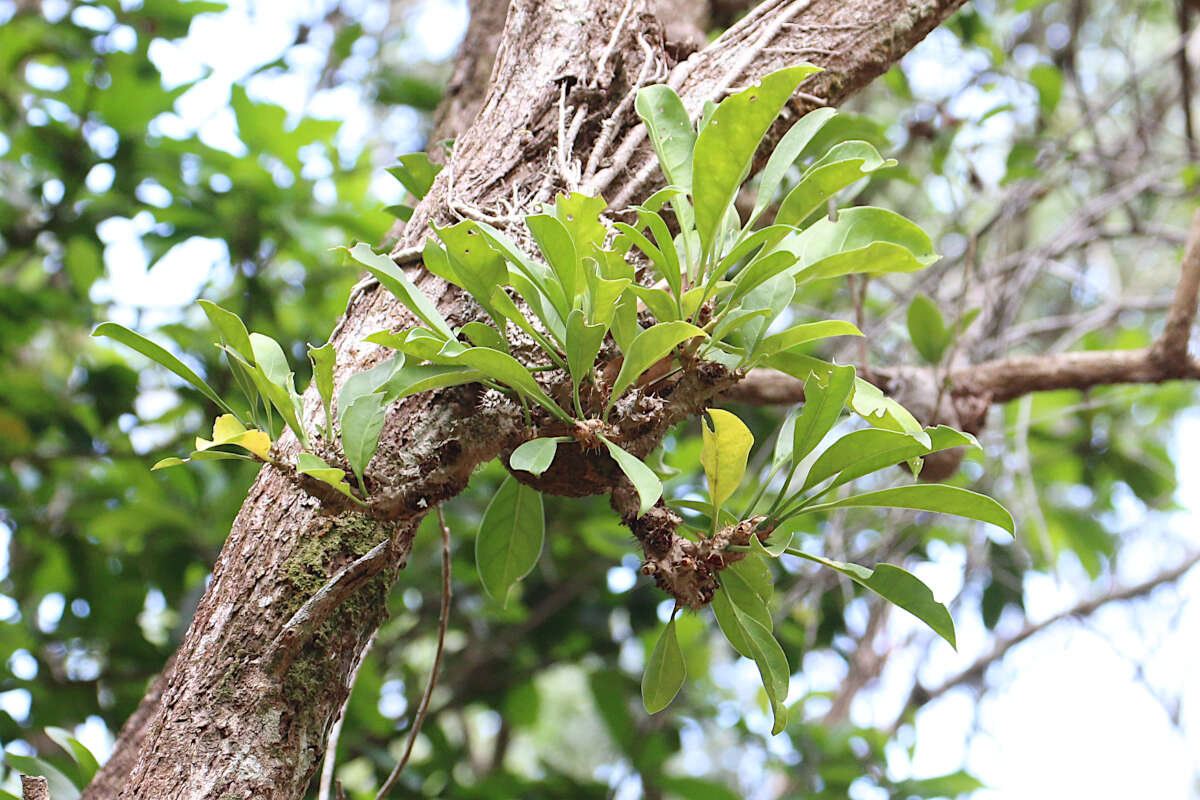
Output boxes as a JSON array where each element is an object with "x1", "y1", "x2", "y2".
[
  {"x1": 44, "y1": 727, "x2": 101, "y2": 783},
  {"x1": 476, "y1": 475, "x2": 545, "y2": 606},
  {"x1": 489, "y1": 285, "x2": 566, "y2": 354},
  {"x1": 700, "y1": 408, "x2": 754, "y2": 517},
  {"x1": 803, "y1": 484, "x2": 1015, "y2": 535},
  {"x1": 386, "y1": 152, "x2": 442, "y2": 199},
  {"x1": 222, "y1": 346, "x2": 307, "y2": 447},
  {"x1": 693, "y1": 64, "x2": 822, "y2": 255},
  {"x1": 607, "y1": 321, "x2": 706, "y2": 411},
  {"x1": 642, "y1": 617, "x2": 686, "y2": 713},
  {"x1": 755, "y1": 320, "x2": 862, "y2": 359},
  {"x1": 509, "y1": 436, "x2": 570, "y2": 477},
  {"x1": 92, "y1": 322, "x2": 235, "y2": 416},
  {"x1": 381, "y1": 363, "x2": 485, "y2": 403},
  {"x1": 337, "y1": 354, "x2": 403, "y2": 426},
  {"x1": 296, "y1": 452, "x2": 359, "y2": 502},
  {"x1": 790, "y1": 364, "x2": 855, "y2": 466},
  {"x1": 727, "y1": 602, "x2": 790, "y2": 734},
  {"x1": 473, "y1": 221, "x2": 569, "y2": 321},
  {"x1": 308, "y1": 342, "x2": 336, "y2": 438},
  {"x1": 553, "y1": 192, "x2": 609, "y2": 255},
  {"x1": 341, "y1": 392, "x2": 387, "y2": 493},
  {"x1": 151, "y1": 450, "x2": 257, "y2": 470},
  {"x1": 442, "y1": 344, "x2": 571, "y2": 423},
  {"x1": 197, "y1": 300, "x2": 253, "y2": 360},
  {"x1": 583, "y1": 272, "x2": 631, "y2": 329},
  {"x1": 793, "y1": 552, "x2": 956, "y2": 648},
  {"x1": 774, "y1": 140, "x2": 894, "y2": 227},
  {"x1": 738, "y1": 273, "x2": 795, "y2": 356},
  {"x1": 565, "y1": 309, "x2": 607, "y2": 397},
  {"x1": 626, "y1": 284, "x2": 680, "y2": 323},
  {"x1": 1030, "y1": 62, "x2": 1063, "y2": 114},
  {"x1": 907, "y1": 293, "x2": 950, "y2": 364},
  {"x1": 771, "y1": 406, "x2": 802, "y2": 471},
  {"x1": 1, "y1": 753, "x2": 81, "y2": 800},
  {"x1": 614, "y1": 222, "x2": 672, "y2": 292},
  {"x1": 787, "y1": 207, "x2": 938, "y2": 284},
  {"x1": 527, "y1": 213, "x2": 581, "y2": 302},
  {"x1": 712, "y1": 556, "x2": 773, "y2": 659},
  {"x1": 637, "y1": 85, "x2": 696, "y2": 190},
  {"x1": 385, "y1": 203, "x2": 414, "y2": 220},
  {"x1": 345, "y1": 242, "x2": 454, "y2": 340},
  {"x1": 727, "y1": 250, "x2": 801, "y2": 306},
  {"x1": 461, "y1": 321, "x2": 507, "y2": 351},
  {"x1": 749, "y1": 107, "x2": 838, "y2": 225},
  {"x1": 848, "y1": 377, "x2": 928, "y2": 443},
  {"x1": 806, "y1": 425, "x2": 977, "y2": 495},
  {"x1": 248, "y1": 333, "x2": 291, "y2": 387},
  {"x1": 600, "y1": 436, "x2": 663, "y2": 517}
]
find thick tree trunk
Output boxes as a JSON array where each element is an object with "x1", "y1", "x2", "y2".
[{"x1": 88, "y1": 1, "x2": 966, "y2": 797}]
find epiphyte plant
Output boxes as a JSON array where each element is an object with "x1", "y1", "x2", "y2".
[{"x1": 93, "y1": 63, "x2": 1013, "y2": 733}]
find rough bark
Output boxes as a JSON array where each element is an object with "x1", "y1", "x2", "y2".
[{"x1": 90, "y1": 1, "x2": 970, "y2": 797}]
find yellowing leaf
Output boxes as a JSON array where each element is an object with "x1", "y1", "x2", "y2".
[
  {"x1": 195, "y1": 414, "x2": 272, "y2": 460},
  {"x1": 700, "y1": 408, "x2": 753, "y2": 517}
]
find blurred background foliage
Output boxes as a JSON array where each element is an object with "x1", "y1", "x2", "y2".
[{"x1": 0, "y1": 0, "x2": 1197, "y2": 798}]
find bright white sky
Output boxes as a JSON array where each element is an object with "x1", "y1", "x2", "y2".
[{"x1": 3, "y1": 2, "x2": 1197, "y2": 797}]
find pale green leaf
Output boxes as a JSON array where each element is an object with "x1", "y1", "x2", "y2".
[
  {"x1": 636, "y1": 85, "x2": 696, "y2": 190},
  {"x1": 693, "y1": 64, "x2": 822, "y2": 255},
  {"x1": 527, "y1": 213, "x2": 580, "y2": 301},
  {"x1": 600, "y1": 436, "x2": 663, "y2": 517},
  {"x1": 607, "y1": 321, "x2": 706, "y2": 410},
  {"x1": 296, "y1": 452, "x2": 359, "y2": 501},
  {"x1": 749, "y1": 106, "x2": 838, "y2": 225},
  {"x1": 774, "y1": 140, "x2": 894, "y2": 227},
  {"x1": 197, "y1": 299, "x2": 253, "y2": 361},
  {"x1": 565, "y1": 309, "x2": 607, "y2": 395},
  {"x1": 386, "y1": 152, "x2": 442, "y2": 199},
  {"x1": 755, "y1": 320, "x2": 862, "y2": 359},
  {"x1": 308, "y1": 341, "x2": 336, "y2": 438},
  {"x1": 907, "y1": 293, "x2": 950, "y2": 364},
  {"x1": 509, "y1": 436, "x2": 570, "y2": 477},
  {"x1": 790, "y1": 365, "x2": 856, "y2": 466}
]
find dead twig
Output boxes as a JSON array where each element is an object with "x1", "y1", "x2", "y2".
[{"x1": 375, "y1": 505, "x2": 453, "y2": 799}]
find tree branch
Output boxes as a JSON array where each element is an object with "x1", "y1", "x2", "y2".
[
  {"x1": 729, "y1": 209, "x2": 1200, "y2": 409},
  {"x1": 893, "y1": 550, "x2": 1200, "y2": 729}
]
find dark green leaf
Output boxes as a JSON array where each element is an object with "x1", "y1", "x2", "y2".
[
  {"x1": 793, "y1": 552, "x2": 956, "y2": 648},
  {"x1": 346, "y1": 242, "x2": 454, "y2": 340},
  {"x1": 341, "y1": 392, "x2": 387, "y2": 493},
  {"x1": 92, "y1": 322, "x2": 235, "y2": 416},
  {"x1": 907, "y1": 293, "x2": 950, "y2": 364},
  {"x1": 476, "y1": 475, "x2": 545, "y2": 606},
  {"x1": 803, "y1": 484, "x2": 1015, "y2": 535},
  {"x1": 642, "y1": 617, "x2": 686, "y2": 713}
]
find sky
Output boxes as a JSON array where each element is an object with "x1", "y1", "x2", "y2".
[{"x1": 3, "y1": 0, "x2": 1198, "y2": 797}]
